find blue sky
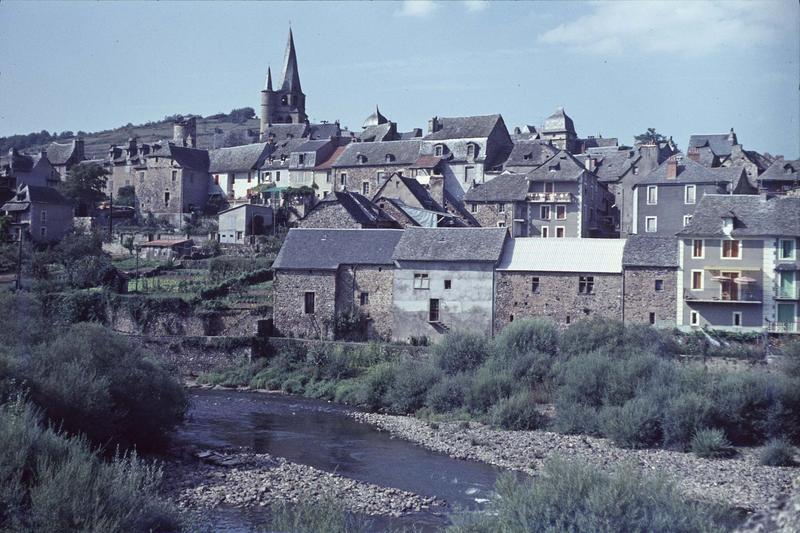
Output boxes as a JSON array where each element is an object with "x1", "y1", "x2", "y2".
[{"x1": 1, "y1": 0, "x2": 798, "y2": 157}]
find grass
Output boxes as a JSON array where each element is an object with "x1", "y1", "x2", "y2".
[{"x1": 111, "y1": 257, "x2": 168, "y2": 271}]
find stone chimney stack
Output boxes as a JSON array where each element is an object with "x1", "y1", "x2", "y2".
[
  {"x1": 687, "y1": 147, "x2": 700, "y2": 163},
  {"x1": 428, "y1": 175, "x2": 445, "y2": 208},
  {"x1": 666, "y1": 156, "x2": 678, "y2": 179},
  {"x1": 74, "y1": 138, "x2": 85, "y2": 161},
  {"x1": 427, "y1": 116, "x2": 440, "y2": 134}
]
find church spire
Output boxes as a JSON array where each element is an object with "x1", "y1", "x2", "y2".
[
  {"x1": 265, "y1": 66, "x2": 273, "y2": 91},
  {"x1": 281, "y1": 28, "x2": 302, "y2": 93}
]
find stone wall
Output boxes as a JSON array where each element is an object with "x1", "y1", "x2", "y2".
[
  {"x1": 333, "y1": 164, "x2": 410, "y2": 196},
  {"x1": 335, "y1": 265, "x2": 395, "y2": 340},
  {"x1": 109, "y1": 304, "x2": 265, "y2": 337},
  {"x1": 494, "y1": 271, "x2": 623, "y2": 331},
  {"x1": 273, "y1": 269, "x2": 337, "y2": 339},
  {"x1": 623, "y1": 267, "x2": 677, "y2": 327},
  {"x1": 469, "y1": 202, "x2": 514, "y2": 230},
  {"x1": 128, "y1": 335, "x2": 254, "y2": 377},
  {"x1": 299, "y1": 203, "x2": 361, "y2": 229}
]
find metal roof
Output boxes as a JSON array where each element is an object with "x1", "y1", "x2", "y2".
[{"x1": 498, "y1": 237, "x2": 627, "y2": 273}]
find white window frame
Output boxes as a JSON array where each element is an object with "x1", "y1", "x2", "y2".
[
  {"x1": 541, "y1": 226, "x2": 549, "y2": 238},
  {"x1": 646, "y1": 185, "x2": 658, "y2": 205},
  {"x1": 732, "y1": 311, "x2": 742, "y2": 327},
  {"x1": 690, "y1": 269, "x2": 704, "y2": 291},
  {"x1": 645, "y1": 216, "x2": 657, "y2": 233},
  {"x1": 540, "y1": 205, "x2": 551, "y2": 220},
  {"x1": 690, "y1": 311, "x2": 700, "y2": 326},
  {"x1": 413, "y1": 273, "x2": 430, "y2": 290},
  {"x1": 683, "y1": 215, "x2": 692, "y2": 227},
  {"x1": 779, "y1": 239, "x2": 796, "y2": 260},
  {"x1": 692, "y1": 239, "x2": 704, "y2": 259},
  {"x1": 497, "y1": 221, "x2": 506, "y2": 228},
  {"x1": 362, "y1": 181, "x2": 370, "y2": 196},
  {"x1": 556, "y1": 205, "x2": 566, "y2": 220},
  {"x1": 555, "y1": 226, "x2": 565, "y2": 238},
  {"x1": 684, "y1": 184, "x2": 696, "y2": 205},
  {"x1": 498, "y1": 203, "x2": 505, "y2": 213},
  {"x1": 721, "y1": 239, "x2": 742, "y2": 260}
]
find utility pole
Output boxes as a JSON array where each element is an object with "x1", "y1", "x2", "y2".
[
  {"x1": 108, "y1": 192, "x2": 113, "y2": 238},
  {"x1": 134, "y1": 245, "x2": 139, "y2": 293},
  {"x1": 15, "y1": 225, "x2": 23, "y2": 291}
]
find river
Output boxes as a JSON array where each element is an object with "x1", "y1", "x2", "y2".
[{"x1": 172, "y1": 389, "x2": 505, "y2": 532}]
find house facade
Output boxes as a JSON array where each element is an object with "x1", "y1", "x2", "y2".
[
  {"x1": 1, "y1": 184, "x2": 74, "y2": 243},
  {"x1": 622, "y1": 235, "x2": 679, "y2": 327},
  {"x1": 217, "y1": 203, "x2": 273, "y2": 244},
  {"x1": 299, "y1": 190, "x2": 399, "y2": 229},
  {"x1": 139, "y1": 143, "x2": 210, "y2": 226}
]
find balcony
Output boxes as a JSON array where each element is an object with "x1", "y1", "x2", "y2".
[
  {"x1": 684, "y1": 289, "x2": 761, "y2": 304},
  {"x1": 527, "y1": 192, "x2": 574, "y2": 203}
]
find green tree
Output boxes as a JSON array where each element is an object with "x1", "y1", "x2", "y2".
[
  {"x1": 634, "y1": 128, "x2": 667, "y2": 145},
  {"x1": 116, "y1": 185, "x2": 136, "y2": 207},
  {"x1": 59, "y1": 162, "x2": 109, "y2": 216}
]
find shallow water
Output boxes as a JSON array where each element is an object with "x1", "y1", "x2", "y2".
[{"x1": 173, "y1": 389, "x2": 504, "y2": 532}]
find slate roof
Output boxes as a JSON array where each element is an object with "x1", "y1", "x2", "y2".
[
  {"x1": 525, "y1": 151, "x2": 586, "y2": 182},
  {"x1": 677, "y1": 194, "x2": 800, "y2": 237},
  {"x1": 498, "y1": 238, "x2": 626, "y2": 273},
  {"x1": 399, "y1": 129, "x2": 423, "y2": 140},
  {"x1": 46, "y1": 141, "x2": 77, "y2": 165},
  {"x1": 358, "y1": 123, "x2": 395, "y2": 142},
  {"x1": 314, "y1": 145, "x2": 347, "y2": 170},
  {"x1": 273, "y1": 228, "x2": 403, "y2": 270},
  {"x1": 590, "y1": 149, "x2": 637, "y2": 182},
  {"x1": 760, "y1": 159, "x2": 800, "y2": 183},
  {"x1": 464, "y1": 172, "x2": 529, "y2": 202},
  {"x1": 688, "y1": 133, "x2": 735, "y2": 157},
  {"x1": 622, "y1": 235, "x2": 679, "y2": 268},
  {"x1": 635, "y1": 156, "x2": 743, "y2": 186},
  {"x1": 398, "y1": 176, "x2": 442, "y2": 211},
  {"x1": 169, "y1": 145, "x2": 210, "y2": 172},
  {"x1": 307, "y1": 123, "x2": 341, "y2": 140},
  {"x1": 410, "y1": 155, "x2": 444, "y2": 169},
  {"x1": 541, "y1": 108, "x2": 575, "y2": 134},
  {"x1": 280, "y1": 28, "x2": 302, "y2": 93},
  {"x1": 392, "y1": 227, "x2": 507, "y2": 262},
  {"x1": 2, "y1": 184, "x2": 72, "y2": 211},
  {"x1": 423, "y1": 115, "x2": 502, "y2": 141},
  {"x1": 3, "y1": 150, "x2": 43, "y2": 174},
  {"x1": 296, "y1": 139, "x2": 331, "y2": 153},
  {"x1": 333, "y1": 140, "x2": 421, "y2": 167},
  {"x1": 504, "y1": 140, "x2": 559, "y2": 168},
  {"x1": 307, "y1": 190, "x2": 396, "y2": 226},
  {"x1": 208, "y1": 143, "x2": 270, "y2": 173},
  {"x1": 260, "y1": 138, "x2": 309, "y2": 169},
  {"x1": 580, "y1": 137, "x2": 618, "y2": 151},
  {"x1": 263, "y1": 124, "x2": 307, "y2": 141}
]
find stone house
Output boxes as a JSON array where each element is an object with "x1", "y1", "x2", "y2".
[
  {"x1": 139, "y1": 143, "x2": 210, "y2": 226},
  {"x1": 420, "y1": 114, "x2": 513, "y2": 200},
  {"x1": 331, "y1": 139, "x2": 422, "y2": 197},
  {"x1": 46, "y1": 138, "x2": 85, "y2": 179},
  {"x1": 632, "y1": 155, "x2": 755, "y2": 237},
  {"x1": 391, "y1": 227, "x2": 508, "y2": 342},
  {"x1": 217, "y1": 203, "x2": 273, "y2": 244},
  {"x1": 1, "y1": 184, "x2": 74, "y2": 243},
  {"x1": 758, "y1": 159, "x2": 799, "y2": 195},
  {"x1": 104, "y1": 138, "x2": 153, "y2": 197},
  {"x1": 502, "y1": 140, "x2": 558, "y2": 173},
  {"x1": 272, "y1": 228, "x2": 403, "y2": 340},
  {"x1": 312, "y1": 145, "x2": 348, "y2": 199},
  {"x1": 372, "y1": 174, "x2": 462, "y2": 228},
  {"x1": 622, "y1": 235, "x2": 679, "y2": 327},
  {"x1": 0, "y1": 148, "x2": 60, "y2": 203},
  {"x1": 676, "y1": 194, "x2": 800, "y2": 333},
  {"x1": 299, "y1": 190, "x2": 399, "y2": 229},
  {"x1": 687, "y1": 129, "x2": 773, "y2": 188},
  {"x1": 257, "y1": 138, "x2": 309, "y2": 190},
  {"x1": 286, "y1": 139, "x2": 338, "y2": 195},
  {"x1": 208, "y1": 142, "x2": 272, "y2": 201},
  {"x1": 494, "y1": 237, "x2": 626, "y2": 331}
]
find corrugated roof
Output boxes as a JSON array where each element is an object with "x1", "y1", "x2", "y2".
[
  {"x1": 392, "y1": 227, "x2": 507, "y2": 262},
  {"x1": 498, "y1": 238, "x2": 626, "y2": 273},
  {"x1": 273, "y1": 228, "x2": 404, "y2": 270}
]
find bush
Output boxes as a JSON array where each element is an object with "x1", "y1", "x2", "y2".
[
  {"x1": 268, "y1": 493, "x2": 372, "y2": 533},
  {"x1": 662, "y1": 393, "x2": 714, "y2": 451},
  {"x1": 433, "y1": 332, "x2": 490, "y2": 375},
  {"x1": 759, "y1": 438, "x2": 797, "y2": 467},
  {"x1": 552, "y1": 401, "x2": 602, "y2": 436},
  {"x1": 352, "y1": 362, "x2": 397, "y2": 412},
  {"x1": 559, "y1": 318, "x2": 626, "y2": 357},
  {"x1": 488, "y1": 392, "x2": 544, "y2": 430},
  {"x1": 691, "y1": 429, "x2": 736, "y2": 459},
  {"x1": 447, "y1": 459, "x2": 725, "y2": 533},
  {"x1": 385, "y1": 360, "x2": 439, "y2": 414},
  {"x1": 466, "y1": 358, "x2": 514, "y2": 413},
  {"x1": 494, "y1": 318, "x2": 558, "y2": 358},
  {"x1": 426, "y1": 373, "x2": 470, "y2": 413},
  {"x1": 601, "y1": 397, "x2": 663, "y2": 449},
  {"x1": 782, "y1": 340, "x2": 800, "y2": 379},
  {"x1": 552, "y1": 351, "x2": 612, "y2": 409}
]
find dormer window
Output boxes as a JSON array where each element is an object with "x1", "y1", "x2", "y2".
[
  {"x1": 298, "y1": 154, "x2": 305, "y2": 165},
  {"x1": 434, "y1": 144, "x2": 444, "y2": 157},
  {"x1": 786, "y1": 164, "x2": 795, "y2": 175},
  {"x1": 385, "y1": 154, "x2": 395, "y2": 163},
  {"x1": 523, "y1": 152, "x2": 532, "y2": 161},
  {"x1": 281, "y1": 154, "x2": 287, "y2": 163},
  {"x1": 466, "y1": 143, "x2": 478, "y2": 159},
  {"x1": 357, "y1": 154, "x2": 368, "y2": 164},
  {"x1": 281, "y1": 95, "x2": 289, "y2": 105}
]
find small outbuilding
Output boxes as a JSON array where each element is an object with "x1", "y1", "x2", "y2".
[
  {"x1": 217, "y1": 203, "x2": 274, "y2": 244},
  {"x1": 138, "y1": 238, "x2": 193, "y2": 260}
]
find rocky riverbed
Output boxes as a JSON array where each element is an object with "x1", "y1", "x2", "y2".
[
  {"x1": 163, "y1": 450, "x2": 443, "y2": 518},
  {"x1": 352, "y1": 412, "x2": 797, "y2": 513}
]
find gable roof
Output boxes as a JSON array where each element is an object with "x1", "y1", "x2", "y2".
[
  {"x1": 333, "y1": 140, "x2": 421, "y2": 167},
  {"x1": 464, "y1": 172, "x2": 529, "y2": 202},
  {"x1": 392, "y1": 227, "x2": 507, "y2": 262},
  {"x1": 760, "y1": 159, "x2": 800, "y2": 184},
  {"x1": 2, "y1": 184, "x2": 72, "y2": 211},
  {"x1": 589, "y1": 149, "x2": 639, "y2": 182},
  {"x1": 307, "y1": 190, "x2": 396, "y2": 226},
  {"x1": 262, "y1": 123, "x2": 308, "y2": 142},
  {"x1": 635, "y1": 156, "x2": 744, "y2": 186},
  {"x1": 169, "y1": 145, "x2": 210, "y2": 172},
  {"x1": 622, "y1": 235, "x2": 679, "y2": 268},
  {"x1": 273, "y1": 228, "x2": 403, "y2": 270},
  {"x1": 373, "y1": 175, "x2": 443, "y2": 211},
  {"x1": 423, "y1": 115, "x2": 503, "y2": 141},
  {"x1": 498, "y1": 238, "x2": 626, "y2": 273},
  {"x1": 314, "y1": 145, "x2": 347, "y2": 170},
  {"x1": 525, "y1": 151, "x2": 586, "y2": 182},
  {"x1": 688, "y1": 133, "x2": 735, "y2": 157},
  {"x1": 504, "y1": 140, "x2": 559, "y2": 168},
  {"x1": 208, "y1": 142, "x2": 270, "y2": 173},
  {"x1": 677, "y1": 194, "x2": 800, "y2": 237}
]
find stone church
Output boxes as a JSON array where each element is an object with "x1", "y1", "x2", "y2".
[{"x1": 259, "y1": 29, "x2": 307, "y2": 137}]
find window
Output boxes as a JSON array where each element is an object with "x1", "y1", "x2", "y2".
[
  {"x1": 171, "y1": 170, "x2": 177, "y2": 182},
  {"x1": 276, "y1": 171, "x2": 281, "y2": 182},
  {"x1": 164, "y1": 191, "x2": 170, "y2": 205},
  {"x1": 434, "y1": 145, "x2": 443, "y2": 157},
  {"x1": 40, "y1": 210, "x2": 46, "y2": 223},
  {"x1": 685, "y1": 185, "x2": 696, "y2": 204},
  {"x1": 498, "y1": 203, "x2": 505, "y2": 213},
  {"x1": 683, "y1": 215, "x2": 693, "y2": 227},
  {"x1": 649, "y1": 312, "x2": 656, "y2": 325},
  {"x1": 466, "y1": 143, "x2": 477, "y2": 158},
  {"x1": 377, "y1": 171, "x2": 386, "y2": 181},
  {"x1": 655, "y1": 279, "x2": 664, "y2": 291},
  {"x1": 470, "y1": 203, "x2": 477, "y2": 213},
  {"x1": 444, "y1": 279, "x2": 452, "y2": 290},
  {"x1": 540, "y1": 205, "x2": 551, "y2": 220},
  {"x1": 541, "y1": 226, "x2": 549, "y2": 238},
  {"x1": 690, "y1": 311, "x2": 700, "y2": 326},
  {"x1": 214, "y1": 174, "x2": 219, "y2": 185},
  {"x1": 385, "y1": 154, "x2": 395, "y2": 163},
  {"x1": 691, "y1": 270, "x2": 703, "y2": 290},
  {"x1": 247, "y1": 172, "x2": 252, "y2": 183},
  {"x1": 497, "y1": 221, "x2": 506, "y2": 228},
  {"x1": 633, "y1": 166, "x2": 639, "y2": 175},
  {"x1": 779, "y1": 271, "x2": 796, "y2": 299},
  {"x1": 579, "y1": 276, "x2": 594, "y2": 294},
  {"x1": 780, "y1": 239, "x2": 796, "y2": 260},
  {"x1": 645, "y1": 216, "x2": 657, "y2": 233},
  {"x1": 556, "y1": 205, "x2": 566, "y2": 220},
  {"x1": 139, "y1": 171, "x2": 145, "y2": 183},
  {"x1": 413, "y1": 273, "x2": 430, "y2": 289},
  {"x1": 262, "y1": 171, "x2": 271, "y2": 182},
  {"x1": 236, "y1": 231, "x2": 243, "y2": 240},
  {"x1": 722, "y1": 240, "x2": 741, "y2": 259},
  {"x1": 362, "y1": 181, "x2": 370, "y2": 196},
  {"x1": 465, "y1": 166, "x2": 475, "y2": 183},
  {"x1": 360, "y1": 292, "x2": 369, "y2": 305},
  {"x1": 340, "y1": 172, "x2": 347, "y2": 186},
  {"x1": 531, "y1": 277, "x2": 540, "y2": 293},
  {"x1": 544, "y1": 182, "x2": 554, "y2": 193},
  {"x1": 304, "y1": 292, "x2": 315, "y2": 314},
  {"x1": 565, "y1": 315, "x2": 571, "y2": 325},
  {"x1": 555, "y1": 226, "x2": 565, "y2": 238},
  {"x1": 298, "y1": 154, "x2": 305, "y2": 166},
  {"x1": 40, "y1": 227, "x2": 46, "y2": 238},
  {"x1": 429, "y1": 298, "x2": 440, "y2": 322},
  {"x1": 647, "y1": 186, "x2": 658, "y2": 205},
  {"x1": 732, "y1": 312, "x2": 742, "y2": 327},
  {"x1": 692, "y1": 239, "x2": 704, "y2": 258}
]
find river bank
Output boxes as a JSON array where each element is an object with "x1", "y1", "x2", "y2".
[{"x1": 351, "y1": 411, "x2": 796, "y2": 514}]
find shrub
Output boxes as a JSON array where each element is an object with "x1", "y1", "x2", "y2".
[
  {"x1": 447, "y1": 459, "x2": 725, "y2": 533},
  {"x1": 385, "y1": 360, "x2": 439, "y2": 414},
  {"x1": 333, "y1": 379, "x2": 362, "y2": 405},
  {"x1": 433, "y1": 331, "x2": 491, "y2": 375},
  {"x1": 601, "y1": 397, "x2": 663, "y2": 449},
  {"x1": 759, "y1": 438, "x2": 797, "y2": 467},
  {"x1": 782, "y1": 340, "x2": 800, "y2": 379},
  {"x1": 488, "y1": 392, "x2": 544, "y2": 430},
  {"x1": 268, "y1": 493, "x2": 372, "y2": 533},
  {"x1": 691, "y1": 429, "x2": 736, "y2": 459},
  {"x1": 466, "y1": 358, "x2": 514, "y2": 413},
  {"x1": 426, "y1": 373, "x2": 470, "y2": 413},
  {"x1": 352, "y1": 362, "x2": 398, "y2": 412},
  {"x1": 552, "y1": 351, "x2": 612, "y2": 409},
  {"x1": 494, "y1": 318, "x2": 558, "y2": 358},
  {"x1": 662, "y1": 393, "x2": 714, "y2": 451},
  {"x1": 552, "y1": 401, "x2": 602, "y2": 436},
  {"x1": 559, "y1": 318, "x2": 626, "y2": 357}
]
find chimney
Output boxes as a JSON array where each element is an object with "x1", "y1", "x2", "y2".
[
  {"x1": 427, "y1": 116, "x2": 440, "y2": 134},
  {"x1": 74, "y1": 138, "x2": 85, "y2": 160},
  {"x1": 584, "y1": 156, "x2": 596, "y2": 172},
  {"x1": 666, "y1": 156, "x2": 678, "y2": 179},
  {"x1": 127, "y1": 137, "x2": 137, "y2": 157},
  {"x1": 728, "y1": 127, "x2": 737, "y2": 146},
  {"x1": 687, "y1": 147, "x2": 700, "y2": 162},
  {"x1": 428, "y1": 175, "x2": 445, "y2": 208}
]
